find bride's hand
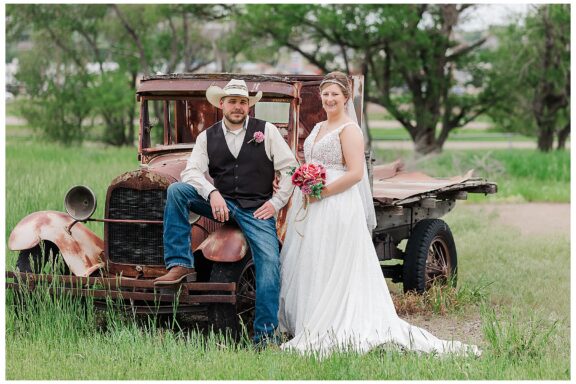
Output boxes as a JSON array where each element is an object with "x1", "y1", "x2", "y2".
[
  {"x1": 308, "y1": 187, "x2": 327, "y2": 204},
  {"x1": 308, "y1": 195, "x2": 322, "y2": 204}
]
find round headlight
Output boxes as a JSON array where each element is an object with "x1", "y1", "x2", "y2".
[{"x1": 64, "y1": 185, "x2": 97, "y2": 221}]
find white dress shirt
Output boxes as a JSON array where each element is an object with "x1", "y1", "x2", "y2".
[{"x1": 181, "y1": 116, "x2": 298, "y2": 212}]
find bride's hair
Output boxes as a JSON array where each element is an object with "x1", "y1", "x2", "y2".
[{"x1": 320, "y1": 71, "x2": 351, "y2": 100}]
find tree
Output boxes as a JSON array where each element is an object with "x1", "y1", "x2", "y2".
[
  {"x1": 485, "y1": 4, "x2": 570, "y2": 152},
  {"x1": 234, "y1": 4, "x2": 491, "y2": 154},
  {"x1": 7, "y1": 4, "x2": 234, "y2": 146},
  {"x1": 7, "y1": 4, "x2": 97, "y2": 145}
]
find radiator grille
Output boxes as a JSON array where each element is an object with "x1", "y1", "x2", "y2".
[{"x1": 107, "y1": 187, "x2": 166, "y2": 265}]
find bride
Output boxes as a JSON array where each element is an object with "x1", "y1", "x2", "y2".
[{"x1": 277, "y1": 71, "x2": 480, "y2": 357}]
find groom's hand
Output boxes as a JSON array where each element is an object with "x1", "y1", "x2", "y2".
[
  {"x1": 209, "y1": 190, "x2": 229, "y2": 222},
  {"x1": 272, "y1": 176, "x2": 280, "y2": 193},
  {"x1": 253, "y1": 201, "x2": 276, "y2": 220}
]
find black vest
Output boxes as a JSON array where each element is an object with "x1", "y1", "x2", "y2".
[{"x1": 206, "y1": 117, "x2": 274, "y2": 209}]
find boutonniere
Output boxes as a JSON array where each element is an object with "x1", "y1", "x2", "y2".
[{"x1": 247, "y1": 131, "x2": 265, "y2": 145}]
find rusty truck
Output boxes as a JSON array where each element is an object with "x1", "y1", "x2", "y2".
[{"x1": 7, "y1": 73, "x2": 497, "y2": 336}]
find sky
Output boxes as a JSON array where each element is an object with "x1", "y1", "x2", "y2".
[{"x1": 457, "y1": 3, "x2": 532, "y2": 31}]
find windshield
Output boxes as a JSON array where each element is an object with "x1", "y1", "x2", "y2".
[{"x1": 141, "y1": 97, "x2": 292, "y2": 150}]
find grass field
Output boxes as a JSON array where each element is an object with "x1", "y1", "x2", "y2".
[{"x1": 4, "y1": 132, "x2": 571, "y2": 380}]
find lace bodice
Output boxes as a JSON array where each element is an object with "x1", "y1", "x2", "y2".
[{"x1": 304, "y1": 122, "x2": 357, "y2": 171}]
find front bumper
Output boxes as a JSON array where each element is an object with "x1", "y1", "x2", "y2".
[{"x1": 6, "y1": 271, "x2": 236, "y2": 314}]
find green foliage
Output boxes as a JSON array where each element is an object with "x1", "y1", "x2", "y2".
[
  {"x1": 88, "y1": 70, "x2": 137, "y2": 145},
  {"x1": 6, "y1": 4, "x2": 232, "y2": 146},
  {"x1": 235, "y1": 4, "x2": 492, "y2": 154},
  {"x1": 483, "y1": 4, "x2": 570, "y2": 151},
  {"x1": 16, "y1": 49, "x2": 92, "y2": 145}
]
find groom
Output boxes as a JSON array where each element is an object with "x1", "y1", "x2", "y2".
[{"x1": 155, "y1": 78, "x2": 298, "y2": 344}]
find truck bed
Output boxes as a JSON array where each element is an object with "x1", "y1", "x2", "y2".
[{"x1": 372, "y1": 161, "x2": 498, "y2": 206}]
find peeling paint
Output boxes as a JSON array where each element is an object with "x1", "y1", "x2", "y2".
[
  {"x1": 9, "y1": 211, "x2": 104, "y2": 276},
  {"x1": 197, "y1": 223, "x2": 247, "y2": 262}
]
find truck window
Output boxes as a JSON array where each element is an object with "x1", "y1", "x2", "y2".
[
  {"x1": 254, "y1": 101, "x2": 290, "y2": 125},
  {"x1": 142, "y1": 98, "x2": 219, "y2": 148}
]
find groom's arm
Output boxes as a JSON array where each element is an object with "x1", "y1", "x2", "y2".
[{"x1": 264, "y1": 123, "x2": 299, "y2": 212}]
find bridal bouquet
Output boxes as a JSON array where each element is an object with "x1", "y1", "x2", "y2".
[{"x1": 289, "y1": 163, "x2": 326, "y2": 199}]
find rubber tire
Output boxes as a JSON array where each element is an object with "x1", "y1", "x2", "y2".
[
  {"x1": 403, "y1": 219, "x2": 457, "y2": 293},
  {"x1": 208, "y1": 254, "x2": 255, "y2": 341},
  {"x1": 12, "y1": 241, "x2": 70, "y2": 315},
  {"x1": 16, "y1": 240, "x2": 68, "y2": 274}
]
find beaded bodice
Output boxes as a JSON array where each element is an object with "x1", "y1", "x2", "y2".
[{"x1": 304, "y1": 122, "x2": 358, "y2": 170}]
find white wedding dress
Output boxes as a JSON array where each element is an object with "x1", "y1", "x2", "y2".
[{"x1": 278, "y1": 122, "x2": 480, "y2": 357}]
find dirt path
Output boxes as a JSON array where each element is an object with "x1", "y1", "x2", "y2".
[{"x1": 460, "y1": 202, "x2": 570, "y2": 237}]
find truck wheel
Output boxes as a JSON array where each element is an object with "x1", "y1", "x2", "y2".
[
  {"x1": 16, "y1": 240, "x2": 69, "y2": 274},
  {"x1": 208, "y1": 254, "x2": 255, "y2": 341},
  {"x1": 403, "y1": 219, "x2": 457, "y2": 293},
  {"x1": 12, "y1": 241, "x2": 71, "y2": 313}
]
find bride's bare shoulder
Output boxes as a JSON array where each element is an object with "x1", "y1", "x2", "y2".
[{"x1": 339, "y1": 119, "x2": 360, "y2": 132}]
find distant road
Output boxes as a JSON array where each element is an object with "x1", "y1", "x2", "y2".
[{"x1": 372, "y1": 140, "x2": 570, "y2": 150}]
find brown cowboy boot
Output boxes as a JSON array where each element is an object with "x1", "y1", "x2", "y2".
[{"x1": 154, "y1": 266, "x2": 197, "y2": 286}]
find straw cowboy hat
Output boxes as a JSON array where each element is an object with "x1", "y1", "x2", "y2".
[{"x1": 206, "y1": 79, "x2": 263, "y2": 108}]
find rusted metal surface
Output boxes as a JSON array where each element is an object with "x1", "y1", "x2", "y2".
[
  {"x1": 298, "y1": 81, "x2": 326, "y2": 162},
  {"x1": 109, "y1": 168, "x2": 175, "y2": 190},
  {"x1": 108, "y1": 262, "x2": 167, "y2": 278},
  {"x1": 6, "y1": 272, "x2": 236, "y2": 306},
  {"x1": 8, "y1": 211, "x2": 104, "y2": 277},
  {"x1": 138, "y1": 77, "x2": 297, "y2": 98},
  {"x1": 197, "y1": 222, "x2": 248, "y2": 262},
  {"x1": 145, "y1": 152, "x2": 189, "y2": 177},
  {"x1": 276, "y1": 198, "x2": 293, "y2": 244},
  {"x1": 372, "y1": 160, "x2": 404, "y2": 180},
  {"x1": 372, "y1": 169, "x2": 497, "y2": 205},
  {"x1": 7, "y1": 271, "x2": 234, "y2": 291},
  {"x1": 191, "y1": 216, "x2": 222, "y2": 251}
]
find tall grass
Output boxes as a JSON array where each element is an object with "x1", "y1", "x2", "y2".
[
  {"x1": 5, "y1": 137, "x2": 570, "y2": 379},
  {"x1": 5, "y1": 133, "x2": 136, "y2": 250}
]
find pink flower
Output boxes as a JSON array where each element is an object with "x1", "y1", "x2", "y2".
[
  {"x1": 254, "y1": 131, "x2": 265, "y2": 143},
  {"x1": 248, "y1": 131, "x2": 265, "y2": 145},
  {"x1": 288, "y1": 163, "x2": 327, "y2": 199}
]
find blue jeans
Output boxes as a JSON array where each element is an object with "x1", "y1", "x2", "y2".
[{"x1": 163, "y1": 182, "x2": 280, "y2": 342}]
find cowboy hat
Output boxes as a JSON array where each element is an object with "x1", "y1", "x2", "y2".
[{"x1": 206, "y1": 79, "x2": 263, "y2": 108}]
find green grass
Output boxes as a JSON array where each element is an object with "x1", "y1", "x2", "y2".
[
  {"x1": 367, "y1": 111, "x2": 496, "y2": 125},
  {"x1": 374, "y1": 148, "x2": 570, "y2": 202},
  {"x1": 369, "y1": 127, "x2": 533, "y2": 141},
  {"x1": 5, "y1": 135, "x2": 570, "y2": 379},
  {"x1": 5, "y1": 133, "x2": 137, "y2": 243},
  {"x1": 5, "y1": 98, "x2": 26, "y2": 118}
]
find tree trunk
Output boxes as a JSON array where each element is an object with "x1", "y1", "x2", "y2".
[
  {"x1": 537, "y1": 123, "x2": 555, "y2": 152},
  {"x1": 557, "y1": 122, "x2": 570, "y2": 150},
  {"x1": 414, "y1": 127, "x2": 441, "y2": 155},
  {"x1": 111, "y1": 5, "x2": 150, "y2": 75}
]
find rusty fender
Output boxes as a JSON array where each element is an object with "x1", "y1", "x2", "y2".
[
  {"x1": 196, "y1": 222, "x2": 247, "y2": 262},
  {"x1": 8, "y1": 211, "x2": 105, "y2": 277}
]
